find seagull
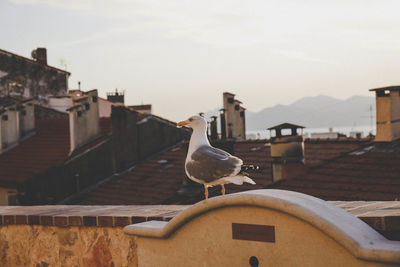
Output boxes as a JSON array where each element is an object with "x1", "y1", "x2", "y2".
[{"x1": 177, "y1": 115, "x2": 256, "y2": 199}]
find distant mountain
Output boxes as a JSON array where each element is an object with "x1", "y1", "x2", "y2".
[
  {"x1": 200, "y1": 95, "x2": 375, "y2": 132},
  {"x1": 246, "y1": 95, "x2": 375, "y2": 131},
  {"x1": 290, "y1": 95, "x2": 342, "y2": 110},
  {"x1": 202, "y1": 108, "x2": 255, "y2": 120}
]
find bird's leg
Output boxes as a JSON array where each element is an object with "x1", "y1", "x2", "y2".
[
  {"x1": 221, "y1": 184, "x2": 225, "y2": 196},
  {"x1": 204, "y1": 184, "x2": 208, "y2": 199}
]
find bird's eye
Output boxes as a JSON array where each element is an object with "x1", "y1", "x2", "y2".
[{"x1": 188, "y1": 118, "x2": 193, "y2": 122}]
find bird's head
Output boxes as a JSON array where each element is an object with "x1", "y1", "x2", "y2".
[{"x1": 177, "y1": 115, "x2": 207, "y2": 129}]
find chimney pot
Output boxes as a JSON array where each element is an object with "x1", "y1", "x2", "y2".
[
  {"x1": 268, "y1": 123, "x2": 306, "y2": 183},
  {"x1": 223, "y1": 93, "x2": 246, "y2": 140},
  {"x1": 31, "y1": 47, "x2": 47, "y2": 65},
  {"x1": 68, "y1": 90, "x2": 100, "y2": 152},
  {"x1": 369, "y1": 86, "x2": 400, "y2": 142}
]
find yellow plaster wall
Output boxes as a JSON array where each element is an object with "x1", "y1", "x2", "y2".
[
  {"x1": 376, "y1": 96, "x2": 392, "y2": 142},
  {"x1": 390, "y1": 92, "x2": 400, "y2": 141},
  {"x1": 0, "y1": 187, "x2": 17, "y2": 206},
  {"x1": 0, "y1": 225, "x2": 137, "y2": 267},
  {"x1": 135, "y1": 206, "x2": 397, "y2": 267}
]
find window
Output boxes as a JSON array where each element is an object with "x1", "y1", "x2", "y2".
[
  {"x1": 2, "y1": 115, "x2": 8, "y2": 121},
  {"x1": 21, "y1": 110, "x2": 27, "y2": 116},
  {"x1": 92, "y1": 96, "x2": 98, "y2": 103},
  {"x1": 77, "y1": 110, "x2": 82, "y2": 117},
  {"x1": 228, "y1": 97, "x2": 234, "y2": 104},
  {"x1": 377, "y1": 90, "x2": 390, "y2": 97},
  {"x1": 235, "y1": 105, "x2": 240, "y2": 111},
  {"x1": 85, "y1": 103, "x2": 90, "y2": 110}
]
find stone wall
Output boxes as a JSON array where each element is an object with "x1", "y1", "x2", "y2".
[
  {"x1": 0, "y1": 225, "x2": 136, "y2": 267},
  {"x1": 125, "y1": 191, "x2": 400, "y2": 267},
  {"x1": 0, "y1": 202, "x2": 398, "y2": 266},
  {"x1": 0, "y1": 205, "x2": 187, "y2": 266}
]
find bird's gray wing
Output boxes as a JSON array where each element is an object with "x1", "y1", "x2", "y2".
[{"x1": 186, "y1": 145, "x2": 243, "y2": 183}]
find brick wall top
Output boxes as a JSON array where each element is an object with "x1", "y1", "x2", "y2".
[
  {"x1": 0, "y1": 202, "x2": 399, "y2": 231},
  {"x1": 0, "y1": 205, "x2": 189, "y2": 227}
]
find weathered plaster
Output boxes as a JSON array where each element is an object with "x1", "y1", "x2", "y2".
[
  {"x1": 125, "y1": 190, "x2": 400, "y2": 266},
  {"x1": 0, "y1": 49, "x2": 69, "y2": 102},
  {"x1": 0, "y1": 187, "x2": 17, "y2": 205},
  {"x1": 0, "y1": 225, "x2": 137, "y2": 267}
]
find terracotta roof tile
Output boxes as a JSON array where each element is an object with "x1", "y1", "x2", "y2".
[
  {"x1": 0, "y1": 117, "x2": 112, "y2": 186},
  {"x1": 76, "y1": 138, "x2": 370, "y2": 205},
  {"x1": 269, "y1": 149, "x2": 400, "y2": 201}
]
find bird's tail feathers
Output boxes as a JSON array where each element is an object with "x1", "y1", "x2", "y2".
[
  {"x1": 225, "y1": 176, "x2": 256, "y2": 185},
  {"x1": 244, "y1": 176, "x2": 256, "y2": 185},
  {"x1": 240, "y1": 165, "x2": 260, "y2": 173}
]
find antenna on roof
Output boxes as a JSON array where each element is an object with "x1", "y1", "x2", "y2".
[
  {"x1": 369, "y1": 104, "x2": 374, "y2": 135},
  {"x1": 361, "y1": 104, "x2": 375, "y2": 135},
  {"x1": 78, "y1": 81, "x2": 81, "y2": 90}
]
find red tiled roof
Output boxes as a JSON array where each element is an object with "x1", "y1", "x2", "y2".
[
  {"x1": 0, "y1": 119, "x2": 70, "y2": 185},
  {"x1": 304, "y1": 138, "x2": 371, "y2": 166},
  {"x1": 78, "y1": 145, "x2": 188, "y2": 205},
  {"x1": 269, "y1": 151, "x2": 400, "y2": 201},
  {"x1": 0, "y1": 117, "x2": 112, "y2": 186},
  {"x1": 77, "y1": 138, "x2": 370, "y2": 205}
]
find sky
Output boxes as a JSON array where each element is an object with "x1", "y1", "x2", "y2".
[{"x1": 1, "y1": 0, "x2": 400, "y2": 121}]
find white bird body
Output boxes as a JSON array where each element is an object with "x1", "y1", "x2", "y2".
[{"x1": 178, "y1": 115, "x2": 255, "y2": 198}]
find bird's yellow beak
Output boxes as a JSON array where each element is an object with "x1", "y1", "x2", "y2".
[{"x1": 177, "y1": 120, "x2": 189, "y2": 128}]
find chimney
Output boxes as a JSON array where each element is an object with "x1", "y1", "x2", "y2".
[
  {"x1": 222, "y1": 92, "x2": 246, "y2": 140},
  {"x1": 219, "y1": 109, "x2": 226, "y2": 140},
  {"x1": 268, "y1": 123, "x2": 306, "y2": 183},
  {"x1": 67, "y1": 90, "x2": 100, "y2": 152},
  {"x1": 0, "y1": 103, "x2": 19, "y2": 151},
  {"x1": 0, "y1": 98, "x2": 36, "y2": 152},
  {"x1": 235, "y1": 101, "x2": 246, "y2": 140},
  {"x1": 31, "y1": 47, "x2": 47, "y2": 65},
  {"x1": 210, "y1": 116, "x2": 218, "y2": 140},
  {"x1": 369, "y1": 86, "x2": 400, "y2": 142},
  {"x1": 18, "y1": 100, "x2": 35, "y2": 137},
  {"x1": 107, "y1": 89, "x2": 125, "y2": 104},
  {"x1": 223, "y1": 92, "x2": 235, "y2": 139}
]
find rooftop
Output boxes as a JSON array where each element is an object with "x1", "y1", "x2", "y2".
[
  {"x1": 0, "y1": 96, "x2": 33, "y2": 108},
  {"x1": 267, "y1": 122, "x2": 305, "y2": 130},
  {"x1": 369, "y1": 85, "x2": 400, "y2": 92},
  {"x1": 74, "y1": 138, "x2": 371, "y2": 205},
  {"x1": 0, "y1": 48, "x2": 70, "y2": 75},
  {"x1": 269, "y1": 141, "x2": 400, "y2": 201},
  {"x1": 0, "y1": 112, "x2": 112, "y2": 187}
]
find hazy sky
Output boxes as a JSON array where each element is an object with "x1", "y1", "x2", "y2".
[{"x1": 1, "y1": 0, "x2": 400, "y2": 121}]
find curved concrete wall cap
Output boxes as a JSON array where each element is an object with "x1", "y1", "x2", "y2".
[{"x1": 124, "y1": 189, "x2": 400, "y2": 264}]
